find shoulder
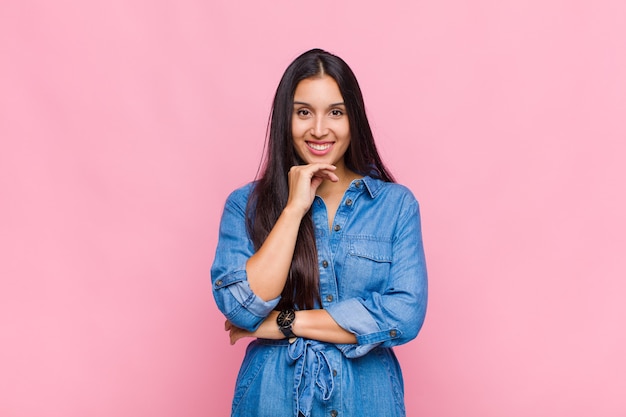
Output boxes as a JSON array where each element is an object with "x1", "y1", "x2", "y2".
[
  {"x1": 226, "y1": 181, "x2": 256, "y2": 201},
  {"x1": 367, "y1": 179, "x2": 423, "y2": 232},
  {"x1": 223, "y1": 181, "x2": 257, "y2": 211},
  {"x1": 364, "y1": 177, "x2": 419, "y2": 207}
]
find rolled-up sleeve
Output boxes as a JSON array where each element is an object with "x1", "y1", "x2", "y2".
[
  {"x1": 211, "y1": 187, "x2": 280, "y2": 331},
  {"x1": 326, "y1": 196, "x2": 428, "y2": 358}
]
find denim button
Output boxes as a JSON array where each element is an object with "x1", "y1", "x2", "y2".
[
  {"x1": 322, "y1": 260, "x2": 329, "y2": 268},
  {"x1": 390, "y1": 330, "x2": 397, "y2": 337},
  {"x1": 355, "y1": 180, "x2": 362, "y2": 188},
  {"x1": 345, "y1": 198, "x2": 353, "y2": 206},
  {"x1": 326, "y1": 294, "x2": 333, "y2": 302},
  {"x1": 330, "y1": 411, "x2": 338, "y2": 417},
  {"x1": 334, "y1": 224, "x2": 341, "y2": 232},
  {"x1": 215, "y1": 280, "x2": 223, "y2": 286},
  {"x1": 332, "y1": 369, "x2": 337, "y2": 377}
]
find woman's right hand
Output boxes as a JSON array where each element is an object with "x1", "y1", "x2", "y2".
[{"x1": 285, "y1": 163, "x2": 338, "y2": 216}]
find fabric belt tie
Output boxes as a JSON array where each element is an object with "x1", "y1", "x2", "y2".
[{"x1": 287, "y1": 338, "x2": 335, "y2": 417}]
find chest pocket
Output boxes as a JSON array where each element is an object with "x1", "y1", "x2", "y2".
[{"x1": 340, "y1": 237, "x2": 393, "y2": 296}]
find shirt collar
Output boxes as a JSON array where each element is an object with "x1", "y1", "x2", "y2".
[{"x1": 358, "y1": 176, "x2": 384, "y2": 199}]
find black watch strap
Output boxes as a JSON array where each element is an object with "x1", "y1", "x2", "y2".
[{"x1": 279, "y1": 325, "x2": 296, "y2": 338}]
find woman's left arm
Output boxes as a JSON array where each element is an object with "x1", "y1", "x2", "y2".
[{"x1": 326, "y1": 196, "x2": 427, "y2": 358}]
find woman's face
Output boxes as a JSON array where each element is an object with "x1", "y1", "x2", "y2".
[{"x1": 291, "y1": 75, "x2": 350, "y2": 170}]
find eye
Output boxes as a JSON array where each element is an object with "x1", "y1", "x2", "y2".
[
  {"x1": 296, "y1": 108, "x2": 311, "y2": 117},
  {"x1": 330, "y1": 109, "x2": 344, "y2": 117}
]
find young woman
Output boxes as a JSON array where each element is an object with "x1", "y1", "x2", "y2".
[{"x1": 211, "y1": 48, "x2": 427, "y2": 417}]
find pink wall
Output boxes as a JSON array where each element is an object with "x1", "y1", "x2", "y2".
[{"x1": 1, "y1": 1, "x2": 625, "y2": 416}]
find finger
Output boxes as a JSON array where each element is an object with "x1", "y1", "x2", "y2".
[
  {"x1": 313, "y1": 169, "x2": 339, "y2": 182},
  {"x1": 289, "y1": 164, "x2": 336, "y2": 178},
  {"x1": 313, "y1": 163, "x2": 337, "y2": 171},
  {"x1": 308, "y1": 163, "x2": 336, "y2": 175},
  {"x1": 229, "y1": 329, "x2": 241, "y2": 345}
]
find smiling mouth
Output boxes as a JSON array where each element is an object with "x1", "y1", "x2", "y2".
[{"x1": 307, "y1": 142, "x2": 332, "y2": 151}]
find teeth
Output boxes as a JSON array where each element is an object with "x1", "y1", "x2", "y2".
[{"x1": 308, "y1": 142, "x2": 331, "y2": 151}]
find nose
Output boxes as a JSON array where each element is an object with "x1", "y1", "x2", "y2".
[{"x1": 310, "y1": 116, "x2": 328, "y2": 138}]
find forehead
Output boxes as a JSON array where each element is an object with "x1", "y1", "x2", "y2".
[{"x1": 293, "y1": 75, "x2": 344, "y2": 103}]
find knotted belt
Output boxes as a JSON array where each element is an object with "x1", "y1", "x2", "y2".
[{"x1": 287, "y1": 338, "x2": 335, "y2": 417}]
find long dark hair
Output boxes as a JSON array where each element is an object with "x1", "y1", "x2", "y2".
[{"x1": 246, "y1": 48, "x2": 395, "y2": 310}]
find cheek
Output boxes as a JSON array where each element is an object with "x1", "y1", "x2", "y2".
[
  {"x1": 339, "y1": 122, "x2": 351, "y2": 140},
  {"x1": 291, "y1": 119, "x2": 307, "y2": 138}
]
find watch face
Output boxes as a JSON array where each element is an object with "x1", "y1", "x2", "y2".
[{"x1": 277, "y1": 309, "x2": 295, "y2": 327}]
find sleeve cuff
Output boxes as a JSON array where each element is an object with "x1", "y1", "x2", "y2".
[
  {"x1": 326, "y1": 299, "x2": 402, "y2": 358},
  {"x1": 213, "y1": 269, "x2": 280, "y2": 330}
]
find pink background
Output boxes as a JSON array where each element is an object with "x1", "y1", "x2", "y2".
[{"x1": 1, "y1": 1, "x2": 625, "y2": 416}]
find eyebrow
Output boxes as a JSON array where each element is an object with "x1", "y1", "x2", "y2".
[{"x1": 293, "y1": 101, "x2": 346, "y2": 107}]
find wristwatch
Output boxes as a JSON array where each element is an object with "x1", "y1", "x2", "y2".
[{"x1": 276, "y1": 309, "x2": 296, "y2": 338}]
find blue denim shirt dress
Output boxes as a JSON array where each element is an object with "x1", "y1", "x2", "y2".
[{"x1": 211, "y1": 176, "x2": 428, "y2": 417}]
